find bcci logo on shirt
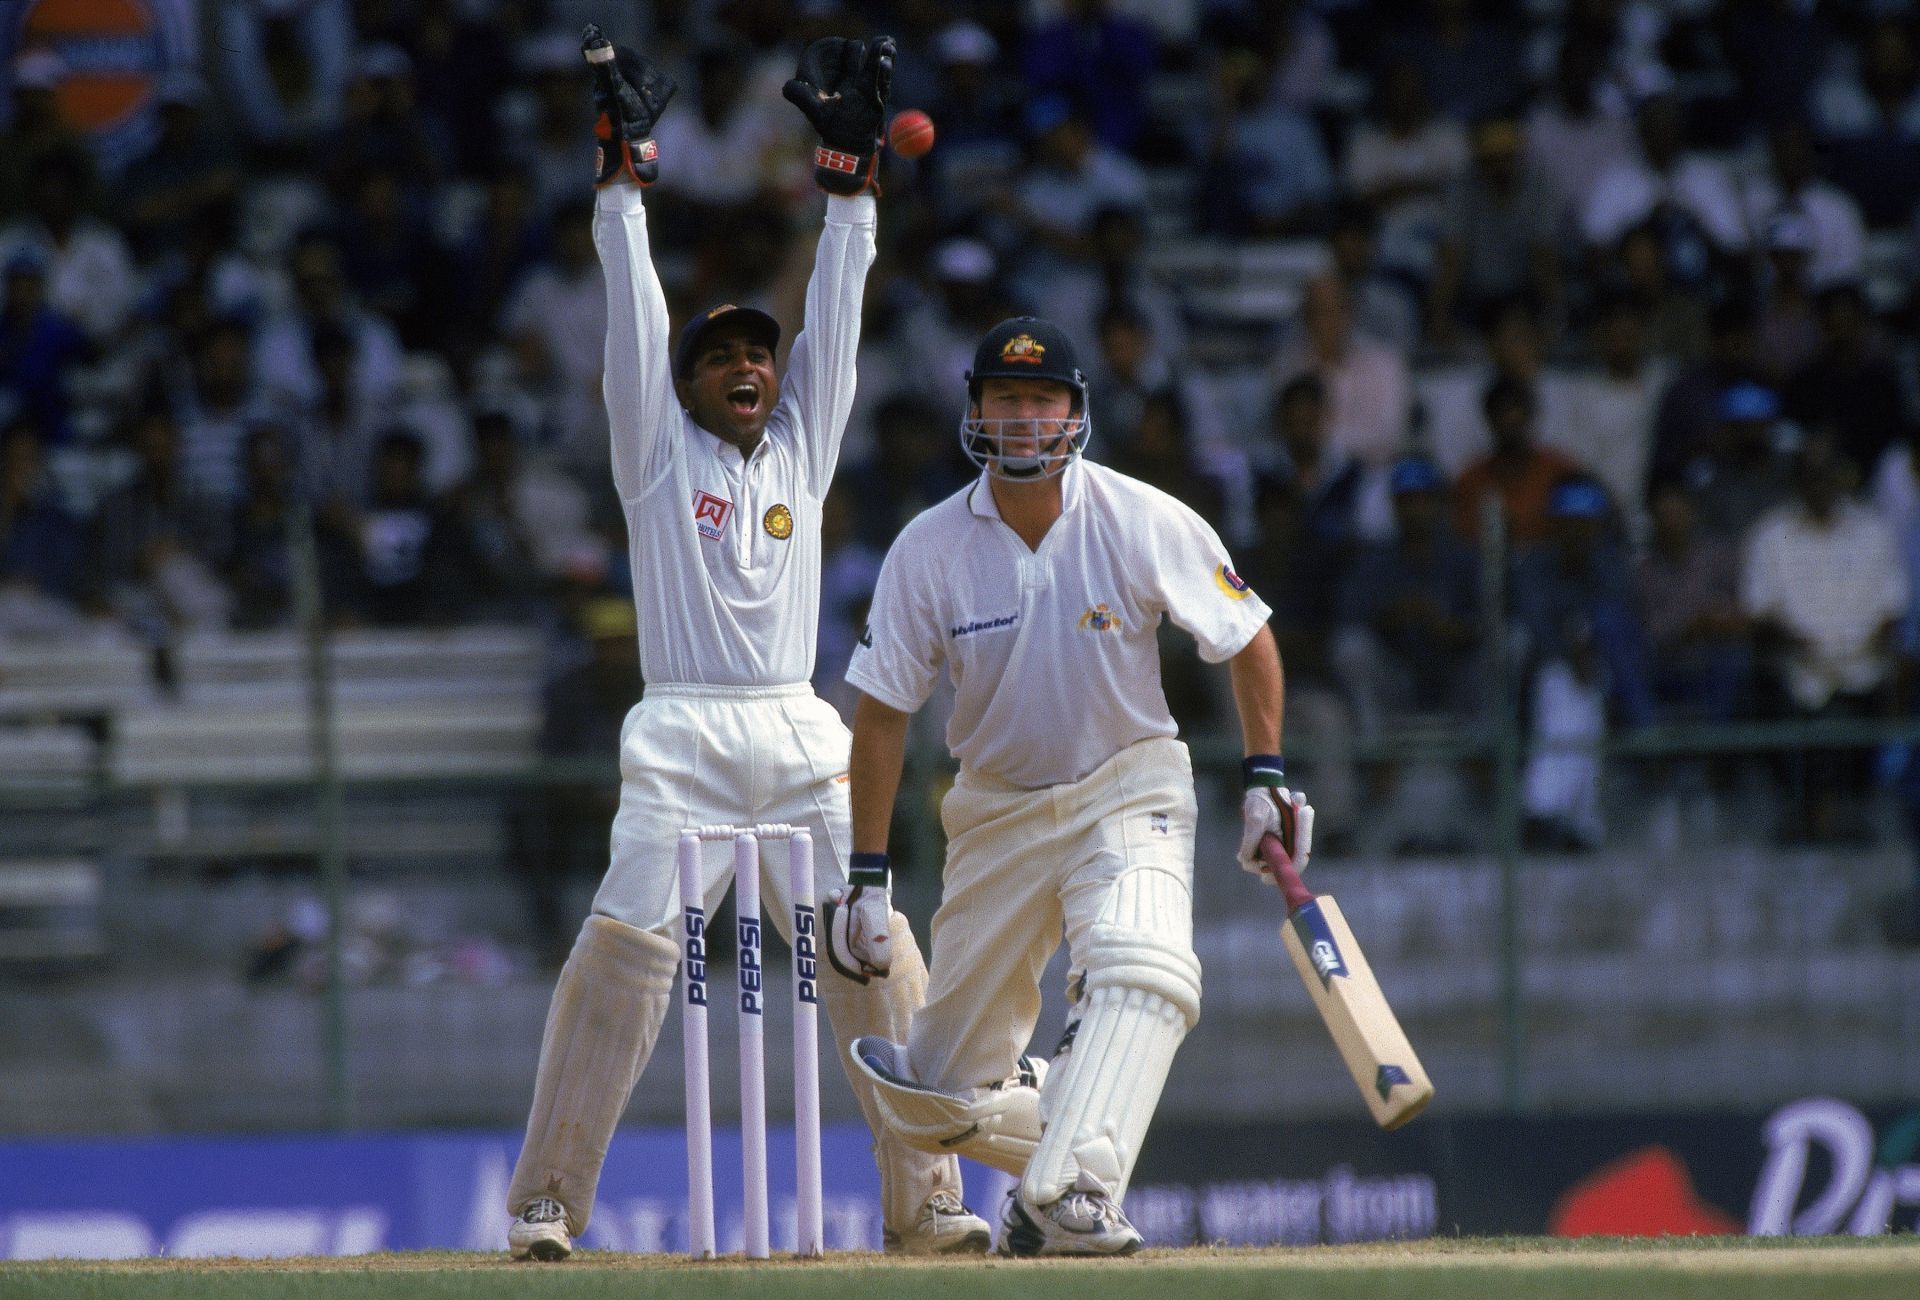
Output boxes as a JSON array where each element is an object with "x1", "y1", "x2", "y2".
[
  {"x1": 692, "y1": 490, "x2": 732, "y2": 540},
  {"x1": 1215, "y1": 564, "x2": 1252, "y2": 600},
  {"x1": 1078, "y1": 603, "x2": 1118, "y2": 632},
  {"x1": 764, "y1": 503, "x2": 792, "y2": 540}
]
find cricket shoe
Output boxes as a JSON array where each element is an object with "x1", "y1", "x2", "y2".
[
  {"x1": 997, "y1": 1187, "x2": 1143, "y2": 1257},
  {"x1": 884, "y1": 1190, "x2": 992, "y2": 1255},
  {"x1": 508, "y1": 1197, "x2": 572, "y2": 1261}
]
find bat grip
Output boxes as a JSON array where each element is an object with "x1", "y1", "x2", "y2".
[{"x1": 1260, "y1": 832, "x2": 1314, "y2": 914}]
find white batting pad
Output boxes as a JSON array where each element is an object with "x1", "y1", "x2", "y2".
[
  {"x1": 507, "y1": 916, "x2": 679, "y2": 1235},
  {"x1": 852, "y1": 1036, "x2": 1047, "y2": 1176},
  {"x1": 818, "y1": 912, "x2": 964, "y2": 1228}
]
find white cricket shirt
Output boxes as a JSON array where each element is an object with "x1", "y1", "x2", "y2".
[
  {"x1": 847, "y1": 460, "x2": 1273, "y2": 788},
  {"x1": 594, "y1": 185, "x2": 874, "y2": 686}
]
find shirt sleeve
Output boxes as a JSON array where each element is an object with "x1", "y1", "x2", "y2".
[
  {"x1": 593, "y1": 185, "x2": 683, "y2": 502},
  {"x1": 843, "y1": 528, "x2": 944, "y2": 713},
  {"x1": 780, "y1": 194, "x2": 877, "y2": 500},
  {"x1": 1148, "y1": 495, "x2": 1273, "y2": 663}
]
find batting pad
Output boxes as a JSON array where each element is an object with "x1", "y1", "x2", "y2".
[
  {"x1": 819, "y1": 912, "x2": 965, "y2": 1228},
  {"x1": 507, "y1": 916, "x2": 679, "y2": 1235},
  {"x1": 1023, "y1": 866, "x2": 1199, "y2": 1205},
  {"x1": 853, "y1": 1036, "x2": 1047, "y2": 1176}
]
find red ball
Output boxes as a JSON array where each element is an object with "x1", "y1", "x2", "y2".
[{"x1": 889, "y1": 110, "x2": 936, "y2": 159}]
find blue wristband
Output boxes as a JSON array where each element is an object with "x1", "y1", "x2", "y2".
[
  {"x1": 1241, "y1": 754, "x2": 1285, "y2": 789},
  {"x1": 848, "y1": 851, "x2": 890, "y2": 888}
]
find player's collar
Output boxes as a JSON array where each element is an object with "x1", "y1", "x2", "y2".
[{"x1": 967, "y1": 459, "x2": 1085, "y2": 520}]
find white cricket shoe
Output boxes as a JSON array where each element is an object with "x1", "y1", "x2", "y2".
[
  {"x1": 996, "y1": 1187, "x2": 1143, "y2": 1257},
  {"x1": 508, "y1": 1196, "x2": 573, "y2": 1261},
  {"x1": 885, "y1": 1189, "x2": 992, "y2": 1255}
]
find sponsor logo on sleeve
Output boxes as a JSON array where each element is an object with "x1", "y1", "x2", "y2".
[
  {"x1": 1215, "y1": 564, "x2": 1252, "y2": 600},
  {"x1": 763, "y1": 503, "x2": 793, "y2": 540},
  {"x1": 692, "y1": 490, "x2": 733, "y2": 540},
  {"x1": 1150, "y1": 812, "x2": 1170, "y2": 834},
  {"x1": 1078, "y1": 602, "x2": 1119, "y2": 632}
]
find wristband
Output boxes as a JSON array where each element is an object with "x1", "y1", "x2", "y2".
[
  {"x1": 848, "y1": 851, "x2": 890, "y2": 888},
  {"x1": 1241, "y1": 754, "x2": 1285, "y2": 789}
]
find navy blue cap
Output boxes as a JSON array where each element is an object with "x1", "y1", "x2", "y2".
[
  {"x1": 674, "y1": 304, "x2": 781, "y2": 380},
  {"x1": 1389, "y1": 455, "x2": 1444, "y2": 495},
  {"x1": 1547, "y1": 476, "x2": 1612, "y2": 519},
  {"x1": 1716, "y1": 382, "x2": 1780, "y2": 423},
  {"x1": 967, "y1": 316, "x2": 1085, "y2": 394}
]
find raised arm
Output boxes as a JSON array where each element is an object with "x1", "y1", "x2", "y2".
[
  {"x1": 583, "y1": 27, "x2": 681, "y2": 501},
  {"x1": 779, "y1": 35, "x2": 894, "y2": 497}
]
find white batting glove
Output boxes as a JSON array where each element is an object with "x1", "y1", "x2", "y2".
[
  {"x1": 825, "y1": 852, "x2": 893, "y2": 982},
  {"x1": 1237, "y1": 755, "x2": 1313, "y2": 882}
]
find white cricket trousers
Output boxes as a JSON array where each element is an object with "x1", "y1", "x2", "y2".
[
  {"x1": 594, "y1": 682, "x2": 854, "y2": 934},
  {"x1": 907, "y1": 736, "x2": 1200, "y2": 1095}
]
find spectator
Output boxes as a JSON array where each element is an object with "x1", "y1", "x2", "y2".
[
  {"x1": 0, "y1": 253, "x2": 90, "y2": 446},
  {"x1": 502, "y1": 204, "x2": 608, "y2": 464},
  {"x1": 173, "y1": 316, "x2": 285, "y2": 504},
  {"x1": 1429, "y1": 118, "x2": 1563, "y2": 347},
  {"x1": 218, "y1": 420, "x2": 323, "y2": 629},
  {"x1": 1547, "y1": 293, "x2": 1667, "y2": 540},
  {"x1": 648, "y1": 41, "x2": 809, "y2": 225},
  {"x1": 1523, "y1": 38, "x2": 1637, "y2": 226},
  {"x1": 1602, "y1": 220, "x2": 1709, "y2": 361},
  {"x1": 1272, "y1": 275, "x2": 1413, "y2": 477},
  {"x1": 216, "y1": 0, "x2": 353, "y2": 148},
  {"x1": 1742, "y1": 436, "x2": 1908, "y2": 840},
  {"x1": 335, "y1": 167, "x2": 443, "y2": 350},
  {"x1": 348, "y1": 428, "x2": 457, "y2": 627},
  {"x1": 0, "y1": 51, "x2": 84, "y2": 223},
  {"x1": 1247, "y1": 0, "x2": 1338, "y2": 111},
  {"x1": 1680, "y1": 383, "x2": 1797, "y2": 541},
  {"x1": 1343, "y1": 58, "x2": 1469, "y2": 278},
  {"x1": 0, "y1": 417, "x2": 82, "y2": 613},
  {"x1": 1786, "y1": 283, "x2": 1910, "y2": 479},
  {"x1": 86, "y1": 408, "x2": 230, "y2": 638},
  {"x1": 517, "y1": 595, "x2": 637, "y2": 966},
  {"x1": 1635, "y1": 483, "x2": 1751, "y2": 723},
  {"x1": 1720, "y1": 0, "x2": 1832, "y2": 131},
  {"x1": 1198, "y1": 48, "x2": 1334, "y2": 238},
  {"x1": 1332, "y1": 454, "x2": 1480, "y2": 740},
  {"x1": 1023, "y1": 0, "x2": 1160, "y2": 154},
  {"x1": 1004, "y1": 98, "x2": 1149, "y2": 278},
  {"x1": 436, "y1": 413, "x2": 551, "y2": 624},
  {"x1": 1755, "y1": 211, "x2": 1823, "y2": 382},
  {"x1": 1385, "y1": 0, "x2": 1526, "y2": 126},
  {"x1": 1109, "y1": 390, "x2": 1228, "y2": 528},
  {"x1": 1812, "y1": 18, "x2": 1920, "y2": 228},
  {"x1": 1581, "y1": 92, "x2": 1745, "y2": 285},
  {"x1": 505, "y1": 31, "x2": 608, "y2": 222},
  {"x1": 922, "y1": 21, "x2": 1023, "y2": 224},
  {"x1": 398, "y1": 0, "x2": 517, "y2": 179},
  {"x1": 1421, "y1": 295, "x2": 1563, "y2": 477},
  {"x1": 0, "y1": 148, "x2": 137, "y2": 343},
  {"x1": 116, "y1": 72, "x2": 241, "y2": 266},
  {"x1": 323, "y1": 44, "x2": 449, "y2": 202},
  {"x1": 1521, "y1": 613, "x2": 1610, "y2": 851},
  {"x1": 438, "y1": 167, "x2": 550, "y2": 366},
  {"x1": 1034, "y1": 204, "x2": 1188, "y2": 364},
  {"x1": 1740, "y1": 120, "x2": 1867, "y2": 291},
  {"x1": 1648, "y1": 299, "x2": 1763, "y2": 495},
  {"x1": 1325, "y1": 201, "x2": 1421, "y2": 355},
  {"x1": 843, "y1": 393, "x2": 973, "y2": 551},
  {"x1": 1452, "y1": 376, "x2": 1585, "y2": 548},
  {"x1": 255, "y1": 231, "x2": 404, "y2": 412}
]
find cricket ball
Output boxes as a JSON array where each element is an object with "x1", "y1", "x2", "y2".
[{"x1": 889, "y1": 109, "x2": 935, "y2": 159}]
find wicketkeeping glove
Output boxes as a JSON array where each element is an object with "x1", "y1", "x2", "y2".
[
  {"x1": 824, "y1": 852, "x2": 893, "y2": 983},
  {"x1": 583, "y1": 24, "x2": 677, "y2": 187},
  {"x1": 1237, "y1": 754, "x2": 1314, "y2": 882},
  {"x1": 781, "y1": 34, "x2": 894, "y2": 196}
]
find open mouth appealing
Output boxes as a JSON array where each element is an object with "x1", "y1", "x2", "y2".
[{"x1": 726, "y1": 383, "x2": 759, "y2": 417}]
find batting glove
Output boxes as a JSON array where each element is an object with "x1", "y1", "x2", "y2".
[
  {"x1": 782, "y1": 35, "x2": 894, "y2": 196},
  {"x1": 583, "y1": 24, "x2": 677, "y2": 187},
  {"x1": 1237, "y1": 754, "x2": 1313, "y2": 882},
  {"x1": 824, "y1": 852, "x2": 893, "y2": 983}
]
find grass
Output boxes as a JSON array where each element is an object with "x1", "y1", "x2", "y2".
[{"x1": 5, "y1": 1238, "x2": 1920, "y2": 1300}]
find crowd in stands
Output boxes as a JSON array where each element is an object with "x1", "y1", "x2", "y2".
[{"x1": 3, "y1": 0, "x2": 1920, "y2": 889}]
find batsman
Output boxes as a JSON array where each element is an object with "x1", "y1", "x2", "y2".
[
  {"x1": 506, "y1": 27, "x2": 990, "y2": 1259},
  {"x1": 844, "y1": 317, "x2": 1313, "y2": 1254}
]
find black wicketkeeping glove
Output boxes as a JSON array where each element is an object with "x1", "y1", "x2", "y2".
[
  {"x1": 781, "y1": 34, "x2": 894, "y2": 196},
  {"x1": 583, "y1": 23, "x2": 677, "y2": 187}
]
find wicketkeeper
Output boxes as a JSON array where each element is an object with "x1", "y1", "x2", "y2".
[{"x1": 506, "y1": 26, "x2": 990, "y2": 1260}]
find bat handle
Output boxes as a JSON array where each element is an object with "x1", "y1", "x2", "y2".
[{"x1": 1259, "y1": 832, "x2": 1314, "y2": 914}]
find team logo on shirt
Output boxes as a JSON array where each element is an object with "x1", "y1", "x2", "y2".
[
  {"x1": 1001, "y1": 334, "x2": 1045, "y2": 365},
  {"x1": 1078, "y1": 603, "x2": 1119, "y2": 632},
  {"x1": 1150, "y1": 812, "x2": 1170, "y2": 834},
  {"x1": 1215, "y1": 564, "x2": 1252, "y2": 600},
  {"x1": 692, "y1": 490, "x2": 733, "y2": 540},
  {"x1": 764, "y1": 503, "x2": 793, "y2": 540}
]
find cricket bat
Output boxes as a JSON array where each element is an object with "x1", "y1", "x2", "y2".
[{"x1": 1261, "y1": 832, "x2": 1433, "y2": 1129}]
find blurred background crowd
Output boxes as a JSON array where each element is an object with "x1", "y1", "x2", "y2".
[{"x1": 5, "y1": 0, "x2": 1920, "y2": 950}]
